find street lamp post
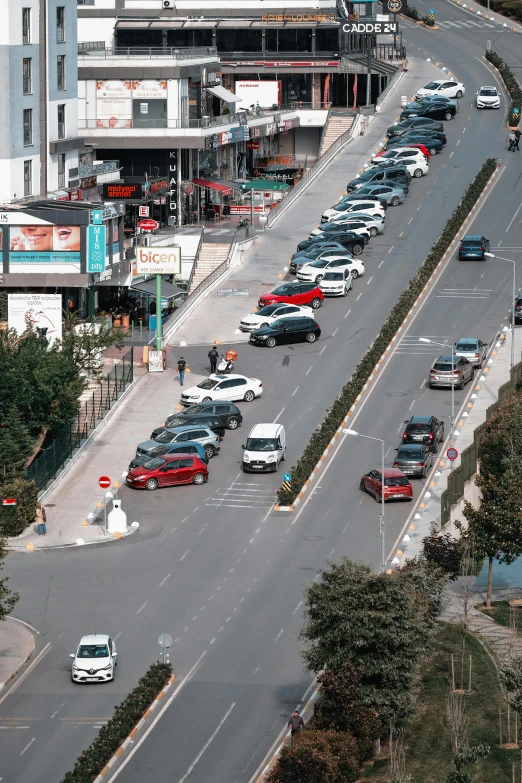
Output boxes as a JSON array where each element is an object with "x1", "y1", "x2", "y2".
[
  {"x1": 419, "y1": 338, "x2": 455, "y2": 447},
  {"x1": 344, "y1": 429, "x2": 386, "y2": 573},
  {"x1": 484, "y1": 252, "x2": 516, "y2": 369},
  {"x1": 104, "y1": 491, "x2": 113, "y2": 535}
]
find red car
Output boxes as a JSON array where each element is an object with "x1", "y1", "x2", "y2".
[
  {"x1": 258, "y1": 282, "x2": 324, "y2": 309},
  {"x1": 375, "y1": 143, "x2": 431, "y2": 162},
  {"x1": 359, "y1": 467, "x2": 413, "y2": 502},
  {"x1": 126, "y1": 454, "x2": 208, "y2": 491}
]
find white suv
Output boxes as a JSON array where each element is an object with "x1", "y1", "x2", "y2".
[
  {"x1": 181, "y1": 373, "x2": 262, "y2": 405},
  {"x1": 476, "y1": 86, "x2": 500, "y2": 109},
  {"x1": 298, "y1": 256, "x2": 365, "y2": 282},
  {"x1": 379, "y1": 156, "x2": 428, "y2": 178},
  {"x1": 71, "y1": 634, "x2": 117, "y2": 683}
]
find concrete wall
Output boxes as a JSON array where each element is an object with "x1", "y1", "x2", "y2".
[{"x1": 294, "y1": 126, "x2": 321, "y2": 163}]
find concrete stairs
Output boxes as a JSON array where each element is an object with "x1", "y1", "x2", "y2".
[
  {"x1": 189, "y1": 243, "x2": 230, "y2": 293},
  {"x1": 319, "y1": 113, "x2": 356, "y2": 156}
]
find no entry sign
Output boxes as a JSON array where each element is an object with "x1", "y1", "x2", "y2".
[
  {"x1": 99, "y1": 476, "x2": 111, "y2": 489},
  {"x1": 2, "y1": 498, "x2": 17, "y2": 506},
  {"x1": 446, "y1": 448, "x2": 458, "y2": 461}
]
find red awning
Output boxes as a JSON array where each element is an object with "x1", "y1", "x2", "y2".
[{"x1": 192, "y1": 178, "x2": 233, "y2": 196}]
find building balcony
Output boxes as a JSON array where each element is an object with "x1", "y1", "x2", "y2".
[{"x1": 78, "y1": 45, "x2": 219, "y2": 62}]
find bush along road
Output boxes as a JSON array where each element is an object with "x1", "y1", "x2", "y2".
[{"x1": 485, "y1": 50, "x2": 522, "y2": 127}]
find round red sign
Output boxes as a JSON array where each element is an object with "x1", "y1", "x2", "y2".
[
  {"x1": 138, "y1": 219, "x2": 159, "y2": 232},
  {"x1": 99, "y1": 476, "x2": 111, "y2": 489}
]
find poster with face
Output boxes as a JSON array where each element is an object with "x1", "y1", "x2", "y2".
[{"x1": 9, "y1": 225, "x2": 82, "y2": 269}]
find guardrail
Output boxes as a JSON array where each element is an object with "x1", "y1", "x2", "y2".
[
  {"x1": 376, "y1": 64, "x2": 405, "y2": 109},
  {"x1": 79, "y1": 107, "x2": 298, "y2": 132},
  {"x1": 78, "y1": 46, "x2": 218, "y2": 58}
]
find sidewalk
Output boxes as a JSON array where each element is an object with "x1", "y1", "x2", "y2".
[
  {"x1": 168, "y1": 57, "x2": 446, "y2": 347},
  {"x1": 7, "y1": 363, "x2": 206, "y2": 551},
  {"x1": 0, "y1": 618, "x2": 35, "y2": 692}
]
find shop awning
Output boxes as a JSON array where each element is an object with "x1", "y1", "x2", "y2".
[
  {"x1": 131, "y1": 278, "x2": 186, "y2": 301},
  {"x1": 192, "y1": 178, "x2": 233, "y2": 195},
  {"x1": 206, "y1": 85, "x2": 241, "y2": 104},
  {"x1": 240, "y1": 179, "x2": 290, "y2": 191}
]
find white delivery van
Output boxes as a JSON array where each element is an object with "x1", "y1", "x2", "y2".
[{"x1": 242, "y1": 423, "x2": 286, "y2": 473}]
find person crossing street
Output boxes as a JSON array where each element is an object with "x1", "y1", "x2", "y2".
[{"x1": 208, "y1": 345, "x2": 219, "y2": 374}]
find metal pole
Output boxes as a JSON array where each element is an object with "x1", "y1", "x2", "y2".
[
  {"x1": 380, "y1": 437, "x2": 386, "y2": 573},
  {"x1": 155, "y1": 273, "x2": 162, "y2": 351},
  {"x1": 366, "y1": 40, "x2": 372, "y2": 106},
  {"x1": 451, "y1": 344, "x2": 455, "y2": 448},
  {"x1": 250, "y1": 188, "x2": 254, "y2": 226},
  {"x1": 512, "y1": 259, "x2": 515, "y2": 370},
  {"x1": 393, "y1": 14, "x2": 397, "y2": 49}
]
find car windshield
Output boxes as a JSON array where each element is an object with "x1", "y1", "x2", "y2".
[
  {"x1": 385, "y1": 476, "x2": 410, "y2": 487},
  {"x1": 480, "y1": 88, "x2": 497, "y2": 96},
  {"x1": 334, "y1": 204, "x2": 348, "y2": 211},
  {"x1": 197, "y1": 379, "x2": 218, "y2": 390},
  {"x1": 257, "y1": 305, "x2": 280, "y2": 315},
  {"x1": 272, "y1": 285, "x2": 293, "y2": 295},
  {"x1": 455, "y1": 340, "x2": 478, "y2": 351},
  {"x1": 269, "y1": 320, "x2": 286, "y2": 331},
  {"x1": 424, "y1": 82, "x2": 440, "y2": 89},
  {"x1": 304, "y1": 247, "x2": 325, "y2": 258},
  {"x1": 310, "y1": 259, "x2": 329, "y2": 268},
  {"x1": 183, "y1": 405, "x2": 204, "y2": 414},
  {"x1": 143, "y1": 457, "x2": 167, "y2": 470},
  {"x1": 323, "y1": 272, "x2": 344, "y2": 280},
  {"x1": 246, "y1": 438, "x2": 278, "y2": 451},
  {"x1": 146, "y1": 446, "x2": 168, "y2": 457},
  {"x1": 398, "y1": 447, "x2": 423, "y2": 459},
  {"x1": 155, "y1": 431, "x2": 174, "y2": 443},
  {"x1": 461, "y1": 239, "x2": 481, "y2": 246},
  {"x1": 78, "y1": 644, "x2": 109, "y2": 658}
]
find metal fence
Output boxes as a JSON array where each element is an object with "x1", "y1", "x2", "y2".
[
  {"x1": 26, "y1": 348, "x2": 134, "y2": 492},
  {"x1": 440, "y1": 355, "x2": 522, "y2": 526},
  {"x1": 78, "y1": 46, "x2": 218, "y2": 58}
]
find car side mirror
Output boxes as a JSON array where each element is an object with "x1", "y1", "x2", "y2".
[
  {"x1": 242, "y1": 445, "x2": 246, "y2": 449},
  {"x1": 112, "y1": 651, "x2": 117, "y2": 657},
  {"x1": 395, "y1": 448, "x2": 399, "y2": 451},
  {"x1": 70, "y1": 654, "x2": 75, "y2": 658},
  {"x1": 404, "y1": 420, "x2": 408, "y2": 423}
]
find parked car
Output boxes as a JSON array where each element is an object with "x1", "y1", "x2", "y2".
[
  {"x1": 329, "y1": 216, "x2": 384, "y2": 237},
  {"x1": 374, "y1": 143, "x2": 431, "y2": 161},
  {"x1": 359, "y1": 468, "x2": 413, "y2": 502},
  {"x1": 376, "y1": 156, "x2": 428, "y2": 179},
  {"x1": 181, "y1": 373, "x2": 262, "y2": 405},
  {"x1": 458, "y1": 235, "x2": 490, "y2": 260},
  {"x1": 319, "y1": 270, "x2": 352, "y2": 296},
  {"x1": 386, "y1": 134, "x2": 443, "y2": 156},
  {"x1": 165, "y1": 401, "x2": 242, "y2": 431},
  {"x1": 126, "y1": 454, "x2": 208, "y2": 490},
  {"x1": 240, "y1": 303, "x2": 314, "y2": 330},
  {"x1": 258, "y1": 281, "x2": 324, "y2": 309},
  {"x1": 476, "y1": 85, "x2": 500, "y2": 109},
  {"x1": 311, "y1": 220, "x2": 370, "y2": 245},
  {"x1": 400, "y1": 102, "x2": 457, "y2": 121},
  {"x1": 429, "y1": 355, "x2": 474, "y2": 389},
  {"x1": 295, "y1": 238, "x2": 350, "y2": 254},
  {"x1": 290, "y1": 250, "x2": 353, "y2": 275},
  {"x1": 394, "y1": 444, "x2": 434, "y2": 478},
  {"x1": 408, "y1": 94, "x2": 459, "y2": 112},
  {"x1": 147, "y1": 423, "x2": 223, "y2": 456},
  {"x1": 515, "y1": 295, "x2": 522, "y2": 324},
  {"x1": 70, "y1": 634, "x2": 117, "y2": 684},
  {"x1": 307, "y1": 226, "x2": 366, "y2": 253},
  {"x1": 415, "y1": 79, "x2": 465, "y2": 99},
  {"x1": 322, "y1": 200, "x2": 386, "y2": 223},
  {"x1": 249, "y1": 316, "x2": 321, "y2": 347},
  {"x1": 372, "y1": 148, "x2": 428, "y2": 165},
  {"x1": 346, "y1": 165, "x2": 410, "y2": 192},
  {"x1": 351, "y1": 184, "x2": 407, "y2": 206},
  {"x1": 129, "y1": 441, "x2": 208, "y2": 470},
  {"x1": 402, "y1": 415, "x2": 444, "y2": 451},
  {"x1": 297, "y1": 255, "x2": 365, "y2": 281},
  {"x1": 387, "y1": 117, "x2": 444, "y2": 138},
  {"x1": 454, "y1": 338, "x2": 487, "y2": 367}
]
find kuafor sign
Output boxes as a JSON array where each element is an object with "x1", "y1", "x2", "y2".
[
  {"x1": 138, "y1": 219, "x2": 159, "y2": 232},
  {"x1": 135, "y1": 245, "x2": 181, "y2": 276}
]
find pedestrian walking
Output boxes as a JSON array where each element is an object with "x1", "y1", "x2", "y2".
[
  {"x1": 177, "y1": 356, "x2": 187, "y2": 386},
  {"x1": 208, "y1": 345, "x2": 219, "y2": 374},
  {"x1": 288, "y1": 710, "x2": 305, "y2": 741},
  {"x1": 36, "y1": 503, "x2": 47, "y2": 536},
  {"x1": 508, "y1": 131, "x2": 516, "y2": 151},
  {"x1": 514, "y1": 128, "x2": 521, "y2": 151}
]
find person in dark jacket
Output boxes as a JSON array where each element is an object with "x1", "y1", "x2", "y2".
[
  {"x1": 288, "y1": 711, "x2": 305, "y2": 740},
  {"x1": 514, "y1": 128, "x2": 521, "y2": 151},
  {"x1": 208, "y1": 346, "x2": 219, "y2": 374},
  {"x1": 177, "y1": 357, "x2": 187, "y2": 386}
]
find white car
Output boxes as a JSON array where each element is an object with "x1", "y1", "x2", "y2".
[
  {"x1": 71, "y1": 634, "x2": 117, "y2": 683},
  {"x1": 372, "y1": 148, "x2": 427, "y2": 165},
  {"x1": 376, "y1": 156, "x2": 428, "y2": 178},
  {"x1": 297, "y1": 255, "x2": 365, "y2": 282},
  {"x1": 240, "y1": 304, "x2": 314, "y2": 332},
  {"x1": 312, "y1": 219, "x2": 371, "y2": 243},
  {"x1": 415, "y1": 79, "x2": 465, "y2": 100},
  {"x1": 476, "y1": 86, "x2": 500, "y2": 109},
  {"x1": 329, "y1": 215, "x2": 385, "y2": 236},
  {"x1": 181, "y1": 373, "x2": 263, "y2": 404},
  {"x1": 319, "y1": 270, "x2": 353, "y2": 296},
  {"x1": 322, "y1": 201, "x2": 386, "y2": 222}
]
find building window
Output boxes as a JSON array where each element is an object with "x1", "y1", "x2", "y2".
[
  {"x1": 58, "y1": 153, "x2": 66, "y2": 188},
  {"x1": 23, "y1": 108, "x2": 33, "y2": 146},
  {"x1": 24, "y1": 160, "x2": 32, "y2": 196},
  {"x1": 265, "y1": 28, "x2": 313, "y2": 53},
  {"x1": 56, "y1": 6, "x2": 65, "y2": 42},
  {"x1": 57, "y1": 104, "x2": 65, "y2": 139},
  {"x1": 23, "y1": 58, "x2": 32, "y2": 94},
  {"x1": 57, "y1": 55, "x2": 66, "y2": 90},
  {"x1": 22, "y1": 7, "x2": 31, "y2": 44}
]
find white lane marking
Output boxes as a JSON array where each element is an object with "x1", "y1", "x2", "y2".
[
  {"x1": 456, "y1": 139, "x2": 460, "y2": 146},
  {"x1": 385, "y1": 446, "x2": 391, "y2": 458},
  {"x1": 305, "y1": 365, "x2": 313, "y2": 375},
  {"x1": 0, "y1": 643, "x2": 52, "y2": 706},
  {"x1": 159, "y1": 574, "x2": 171, "y2": 587},
  {"x1": 181, "y1": 517, "x2": 189, "y2": 523},
  {"x1": 210, "y1": 638, "x2": 216, "y2": 645},
  {"x1": 10, "y1": 617, "x2": 40, "y2": 636},
  {"x1": 273, "y1": 630, "x2": 284, "y2": 643},
  {"x1": 366, "y1": 277, "x2": 373, "y2": 286},
  {"x1": 50, "y1": 701, "x2": 66, "y2": 719},
  {"x1": 319, "y1": 346, "x2": 326, "y2": 355},
  {"x1": 291, "y1": 386, "x2": 300, "y2": 397},
  {"x1": 179, "y1": 550, "x2": 189, "y2": 562},
  {"x1": 273, "y1": 407, "x2": 285, "y2": 423},
  {"x1": 378, "y1": 259, "x2": 385, "y2": 268},
  {"x1": 408, "y1": 218, "x2": 413, "y2": 225},
  {"x1": 408, "y1": 398, "x2": 416, "y2": 411},
  {"x1": 462, "y1": 127, "x2": 466, "y2": 134},
  {"x1": 449, "y1": 151, "x2": 454, "y2": 158},
  {"x1": 253, "y1": 665, "x2": 260, "y2": 675},
  {"x1": 506, "y1": 202, "x2": 522, "y2": 234},
  {"x1": 293, "y1": 601, "x2": 303, "y2": 615},
  {"x1": 344, "y1": 308, "x2": 351, "y2": 318},
  {"x1": 388, "y1": 246, "x2": 394, "y2": 254},
  {"x1": 20, "y1": 738, "x2": 36, "y2": 755},
  {"x1": 192, "y1": 507, "x2": 199, "y2": 513},
  {"x1": 356, "y1": 293, "x2": 362, "y2": 301},
  {"x1": 136, "y1": 601, "x2": 148, "y2": 615},
  {"x1": 399, "y1": 231, "x2": 404, "y2": 237},
  {"x1": 417, "y1": 205, "x2": 421, "y2": 211},
  {"x1": 178, "y1": 704, "x2": 236, "y2": 783},
  {"x1": 332, "y1": 327, "x2": 339, "y2": 337}
]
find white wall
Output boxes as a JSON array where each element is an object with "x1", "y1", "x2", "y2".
[
  {"x1": 0, "y1": 154, "x2": 40, "y2": 201},
  {"x1": 77, "y1": 16, "x2": 116, "y2": 47},
  {"x1": 0, "y1": 0, "x2": 39, "y2": 47},
  {"x1": 296, "y1": 110, "x2": 328, "y2": 127}
]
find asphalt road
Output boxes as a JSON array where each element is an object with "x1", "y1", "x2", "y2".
[{"x1": 1, "y1": 22, "x2": 520, "y2": 783}]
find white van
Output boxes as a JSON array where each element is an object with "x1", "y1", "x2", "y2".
[{"x1": 242, "y1": 423, "x2": 286, "y2": 473}]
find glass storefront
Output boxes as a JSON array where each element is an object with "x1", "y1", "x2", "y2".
[{"x1": 216, "y1": 29, "x2": 263, "y2": 53}]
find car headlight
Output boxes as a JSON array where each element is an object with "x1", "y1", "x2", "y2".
[
  {"x1": 266, "y1": 455, "x2": 275, "y2": 462},
  {"x1": 73, "y1": 664, "x2": 79, "y2": 671},
  {"x1": 243, "y1": 454, "x2": 250, "y2": 462},
  {"x1": 103, "y1": 663, "x2": 112, "y2": 670},
  {"x1": 258, "y1": 335, "x2": 268, "y2": 341},
  {"x1": 136, "y1": 475, "x2": 147, "y2": 480}
]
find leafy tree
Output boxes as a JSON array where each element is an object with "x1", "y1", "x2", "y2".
[
  {"x1": 300, "y1": 560, "x2": 434, "y2": 727},
  {"x1": 500, "y1": 655, "x2": 522, "y2": 715},
  {"x1": 267, "y1": 729, "x2": 359, "y2": 783},
  {"x1": 0, "y1": 538, "x2": 19, "y2": 620},
  {"x1": 0, "y1": 406, "x2": 35, "y2": 479},
  {"x1": 422, "y1": 532, "x2": 463, "y2": 581},
  {"x1": 445, "y1": 745, "x2": 490, "y2": 783}
]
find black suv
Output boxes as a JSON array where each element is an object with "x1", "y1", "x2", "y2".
[
  {"x1": 165, "y1": 401, "x2": 242, "y2": 430},
  {"x1": 151, "y1": 412, "x2": 226, "y2": 440},
  {"x1": 400, "y1": 101, "x2": 457, "y2": 121},
  {"x1": 295, "y1": 238, "x2": 348, "y2": 254},
  {"x1": 347, "y1": 166, "x2": 410, "y2": 193},
  {"x1": 387, "y1": 117, "x2": 444, "y2": 138},
  {"x1": 307, "y1": 227, "x2": 366, "y2": 253},
  {"x1": 250, "y1": 317, "x2": 321, "y2": 348},
  {"x1": 402, "y1": 416, "x2": 444, "y2": 452}
]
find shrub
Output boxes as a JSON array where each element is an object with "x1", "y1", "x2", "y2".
[
  {"x1": 485, "y1": 50, "x2": 522, "y2": 126},
  {"x1": 405, "y1": 5, "x2": 421, "y2": 20},
  {"x1": 267, "y1": 728, "x2": 360, "y2": 783},
  {"x1": 277, "y1": 158, "x2": 497, "y2": 506},
  {"x1": 0, "y1": 478, "x2": 38, "y2": 537},
  {"x1": 422, "y1": 532, "x2": 464, "y2": 580}
]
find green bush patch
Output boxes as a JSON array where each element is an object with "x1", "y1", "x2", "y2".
[
  {"x1": 277, "y1": 159, "x2": 497, "y2": 506},
  {"x1": 486, "y1": 50, "x2": 522, "y2": 126}
]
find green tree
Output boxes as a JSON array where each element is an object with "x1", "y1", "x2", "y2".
[
  {"x1": 0, "y1": 406, "x2": 35, "y2": 479},
  {"x1": 267, "y1": 729, "x2": 359, "y2": 783},
  {"x1": 445, "y1": 745, "x2": 490, "y2": 783},
  {"x1": 0, "y1": 538, "x2": 19, "y2": 620},
  {"x1": 422, "y1": 532, "x2": 463, "y2": 581}
]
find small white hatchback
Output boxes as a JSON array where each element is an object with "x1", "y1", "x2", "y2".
[{"x1": 71, "y1": 634, "x2": 117, "y2": 683}]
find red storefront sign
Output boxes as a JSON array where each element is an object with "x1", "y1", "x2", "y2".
[
  {"x1": 230, "y1": 205, "x2": 273, "y2": 214},
  {"x1": 247, "y1": 142, "x2": 260, "y2": 150},
  {"x1": 70, "y1": 189, "x2": 83, "y2": 201}
]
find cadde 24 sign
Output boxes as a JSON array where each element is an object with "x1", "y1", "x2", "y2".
[{"x1": 342, "y1": 20, "x2": 397, "y2": 32}]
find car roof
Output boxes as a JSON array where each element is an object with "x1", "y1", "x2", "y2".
[
  {"x1": 479, "y1": 85, "x2": 496, "y2": 90},
  {"x1": 456, "y1": 338, "x2": 478, "y2": 343},
  {"x1": 461, "y1": 235, "x2": 482, "y2": 241},
  {"x1": 437, "y1": 355, "x2": 454, "y2": 362},
  {"x1": 398, "y1": 443, "x2": 424, "y2": 451},
  {"x1": 166, "y1": 423, "x2": 214, "y2": 432},
  {"x1": 209, "y1": 373, "x2": 245, "y2": 381},
  {"x1": 79, "y1": 634, "x2": 110, "y2": 645},
  {"x1": 248, "y1": 423, "x2": 283, "y2": 438},
  {"x1": 185, "y1": 400, "x2": 239, "y2": 411},
  {"x1": 409, "y1": 416, "x2": 432, "y2": 423},
  {"x1": 383, "y1": 468, "x2": 408, "y2": 477},
  {"x1": 163, "y1": 453, "x2": 201, "y2": 462},
  {"x1": 424, "y1": 79, "x2": 446, "y2": 86}
]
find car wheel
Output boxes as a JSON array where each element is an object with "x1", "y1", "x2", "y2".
[
  {"x1": 281, "y1": 449, "x2": 286, "y2": 462},
  {"x1": 305, "y1": 332, "x2": 317, "y2": 343},
  {"x1": 445, "y1": 111, "x2": 452, "y2": 121},
  {"x1": 429, "y1": 147, "x2": 437, "y2": 155},
  {"x1": 369, "y1": 227, "x2": 378, "y2": 237},
  {"x1": 244, "y1": 390, "x2": 255, "y2": 402},
  {"x1": 315, "y1": 274, "x2": 324, "y2": 283},
  {"x1": 266, "y1": 336, "x2": 277, "y2": 347},
  {"x1": 193, "y1": 473, "x2": 205, "y2": 485},
  {"x1": 413, "y1": 168, "x2": 423, "y2": 178},
  {"x1": 359, "y1": 479, "x2": 366, "y2": 492},
  {"x1": 455, "y1": 90, "x2": 463, "y2": 98},
  {"x1": 311, "y1": 297, "x2": 322, "y2": 309},
  {"x1": 457, "y1": 378, "x2": 464, "y2": 390},
  {"x1": 145, "y1": 478, "x2": 158, "y2": 491},
  {"x1": 203, "y1": 396, "x2": 212, "y2": 402},
  {"x1": 422, "y1": 468, "x2": 427, "y2": 479},
  {"x1": 391, "y1": 196, "x2": 400, "y2": 206},
  {"x1": 351, "y1": 269, "x2": 359, "y2": 279},
  {"x1": 227, "y1": 417, "x2": 239, "y2": 430},
  {"x1": 352, "y1": 243, "x2": 363, "y2": 255},
  {"x1": 342, "y1": 286, "x2": 349, "y2": 296},
  {"x1": 375, "y1": 490, "x2": 381, "y2": 503},
  {"x1": 204, "y1": 445, "x2": 216, "y2": 458}
]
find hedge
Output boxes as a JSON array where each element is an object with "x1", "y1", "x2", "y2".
[
  {"x1": 485, "y1": 50, "x2": 522, "y2": 127},
  {"x1": 475, "y1": 0, "x2": 521, "y2": 23},
  {"x1": 277, "y1": 158, "x2": 497, "y2": 506},
  {"x1": 0, "y1": 478, "x2": 38, "y2": 537},
  {"x1": 61, "y1": 662, "x2": 172, "y2": 783}
]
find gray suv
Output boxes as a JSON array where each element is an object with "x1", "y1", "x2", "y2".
[
  {"x1": 429, "y1": 355, "x2": 474, "y2": 389},
  {"x1": 394, "y1": 444, "x2": 433, "y2": 478},
  {"x1": 347, "y1": 166, "x2": 410, "y2": 193},
  {"x1": 137, "y1": 425, "x2": 221, "y2": 460}
]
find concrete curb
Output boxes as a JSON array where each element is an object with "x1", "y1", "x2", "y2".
[
  {"x1": 92, "y1": 674, "x2": 176, "y2": 783},
  {"x1": 273, "y1": 162, "x2": 502, "y2": 514},
  {"x1": 0, "y1": 618, "x2": 36, "y2": 693},
  {"x1": 447, "y1": 0, "x2": 520, "y2": 31},
  {"x1": 6, "y1": 525, "x2": 139, "y2": 553}
]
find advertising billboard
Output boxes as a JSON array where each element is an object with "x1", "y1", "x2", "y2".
[
  {"x1": 8, "y1": 293, "x2": 63, "y2": 345},
  {"x1": 102, "y1": 183, "x2": 141, "y2": 200},
  {"x1": 9, "y1": 224, "x2": 81, "y2": 271},
  {"x1": 234, "y1": 80, "x2": 281, "y2": 109},
  {"x1": 134, "y1": 246, "x2": 181, "y2": 277},
  {"x1": 87, "y1": 224, "x2": 106, "y2": 273}
]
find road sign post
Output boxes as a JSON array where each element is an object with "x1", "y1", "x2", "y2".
[
  {"x1": 99, "y1": 476, "x2": 111, "y2": 490},
  {"x1": 447, "y1": 447, "x2": 458, "y2": 461},
  {"x1": 158, "y1": 633, "x2": 173, "y2": 664},
  {"x1": 281, "y1": 473, "x2": 292, "y2": 493}
]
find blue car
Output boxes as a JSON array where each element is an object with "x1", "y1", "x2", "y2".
[
  {"x1": 129, "y1": 440, "x2": 209, "y2": 469},
  {"x1": 458, "y1": 235, "x2": 490, "y2": 260}
]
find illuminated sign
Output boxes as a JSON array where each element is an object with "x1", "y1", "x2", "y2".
[
  {"x1": 9, "y1": 225, "x2": 81, "y2": 266},
  {"x1": 261, "y1": 14, "x2": 336, "y2": 22},
  {"x1": 134, "y1": 246, "x2": 181, "y2": 276},
  {"x1": 168, "y1": 150, "x2": 178, "y2": 225},
  {"x1": 102, "y1": 183, "x2": 141, "y2": 200},
  {"x1": 342, "y1": 21, "x2": 397, "y2": 32},
  {"x1": 87, "y1": 224, "x2": 106, "y2": 273}
]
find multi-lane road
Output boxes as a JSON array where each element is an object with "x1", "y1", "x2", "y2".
[{"x1": 2, "y1": 11, "x2": 521, "y2": 783}]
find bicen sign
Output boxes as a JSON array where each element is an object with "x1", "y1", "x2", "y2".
[
  {"x1": 87, "y1": 224, "x2": 106, "y2": 273},
  {"x1": 8, "y1": 293, "x2": 63, "y2": 345},
  {"x1": 342, "y1": 21, "x2": 397, "y2": 32},
  {"x1": 135, "y1": 245, "x2": 181, "y2": 276}
]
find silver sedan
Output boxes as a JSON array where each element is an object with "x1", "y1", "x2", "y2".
[{"x1": 454, "y1": 338, "x2": 487, "y2": 368}]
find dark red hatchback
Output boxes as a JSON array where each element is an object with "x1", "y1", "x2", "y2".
[
  {"x1": 126, "y1": 454, "x2": 208, "y2": 491},
  {"x1": 359, "y1": 468, "x2": 413, "y2": 502}
]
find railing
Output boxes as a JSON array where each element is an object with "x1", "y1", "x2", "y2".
[
  {"x1": 376, "y1": 64, "x2": 404, "y2": 109},
  {"x1": 78, "y1": 46, "x2": 218, "y2": 59},
  {"x1": 26, "y1": 348, "x2": 134, "y2": 492},
  {"x1": 79, "y1": 107, "x2": 297, "y2": 131},
  {"x1": 440, "y1": 354, "x2": 522, "y2": 526},
  {"x1": 186, "y1": 229, "x2": 205, "y2": 293},
  {"x1": 78, "y1": 161, "x2": 120, "y2": 178},
  {"x1": 373, "y1": 43, "x2": 407, "y2": 61}
]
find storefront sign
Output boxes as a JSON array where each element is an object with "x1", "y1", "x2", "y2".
[
  {"x1": 230, "y1": 205, "x2": 272, "y2": 214},
  {"x1": 87, "y1": 224, "x2": 106, "y2": 273},
  {"x1": 168, "y1": 150, "x2": 178, "y2": 225},
  {"x1": 251, "y1": 126, "x2": 261, "y2": 138},
  {"x1": 247, "y1": 142, "x2": 260, "y2": 150},
  {"x1": 143, "y1": 178, "x2": 168, "y2": 196},
  {"x1": 261, "y1": 14, "x2": 336, "y2": 22},
  {"x1": 8, "y1": 293, "x2": 63, "y2": 345},
  {"x1": 80, "y1": 176, "x2": 97, "y2": 189},
  {"x1": 284, "y1": 120, "x2": 293, "y2": 131},
  {"x1": 265, "y1": 123, "x2": 277, "y2": 135},
  {"x1": 135, "y1": 245, "x2": 181, "y2": 276},
  {"x1": 9, "y1": 225, "x2": 81, "y2": 268},
  {"x1": 139, "y1": 206, "x2": 149, "y2": 217},
  {"x1": 220, "y1": 130, "x2": 233, "y2": 145},
  {"x1": 132, "y1": 80, "x2": 167, "y2": 99},
  {"x1": 93, "y1": 267, "x2": 113, "y2": 283},
  {"x1": 232, "y1": 126, "x2": 249, "y2": 143},
  {"x1": 102, "y1": 183, "x2": 141, "y2": 200},
  {"x1": 383, "y1": 0, "x2": 403, "y2": 12},
  {"x1": 70, "y1": 189, "x2": 83, "y2": 201},
  {"x1": 202, "y1": 69, "x2": 220, "y2": 87},
  {"x1": 225, "y1": 61, "x2": 340, "y2": 68},
  {"x1": 342, "y1": 21, "x2": 397, "y2": 32}
]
